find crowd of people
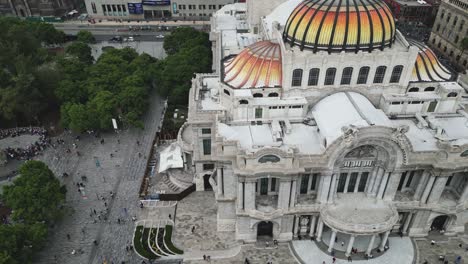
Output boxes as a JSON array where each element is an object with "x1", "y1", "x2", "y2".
[{"x1": 1, "y1": 127, "x2": 50, "y2": 161}]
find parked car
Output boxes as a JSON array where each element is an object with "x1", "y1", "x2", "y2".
[
  {"x1": 128, "y1": 36, "x2": 135, "y2": 42},
  {"x1": 155, "y1": 34, "x2": 165, "y2": 39},
  {"x1": 109, "y1": 36, "x2": 123, "y2": 42}
]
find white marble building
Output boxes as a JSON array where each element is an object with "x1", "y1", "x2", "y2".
[{"x1": 173, "y1": 0, "x2": 468, "y2": 256}]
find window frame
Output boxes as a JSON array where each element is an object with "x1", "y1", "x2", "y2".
[
  {"x1": 291, "y1": 69, "x2": 303, "y2": 87},
  {"x1": 307, "y1": 68, "x2": 320, "y2": 86},
  {"x1": 373, "y1": 66, "x2": 387, "y2": 84},
  {"x1": 324, "y1": 68, "x2": 337, "y2": 86},
  {"x1": 340, "y1": 67, "x2": 353, "y2": 85}
]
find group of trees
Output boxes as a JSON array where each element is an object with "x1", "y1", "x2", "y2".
[
  {"x1": 0, "y1": 161, "x2": 66, "y2": 263},
  {"x1": 58, "y1": 45, "x2": 159, "y2": 132},
  {"x1": 0, "y1": 17, "x2": 159, "y2": 131},
  {"x1": 156, "y1": 27, "x2": 212, "y2": 105},
  {"x1": 0, "y1": 17, "x2": 65, "y2": 126}
]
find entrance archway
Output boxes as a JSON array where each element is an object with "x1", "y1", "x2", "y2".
[
  {"x1": 257, "y1": 221, "x2": 273, "y2": 237},
  {"x1": 431, "y1": 215, "x2": 449, "y2": 231},
  {"x1": 203, "y1": 174, "x2": 212, "y2": 191}
]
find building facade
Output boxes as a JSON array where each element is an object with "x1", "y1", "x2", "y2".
[
  {"x1": 429, "y1": 0, "x2": 468, "y2": 70},
  {"x1": 384, "y1": 0, "x2": 434, "y2": 25},
  {"x1": 84, "y1": 0, "x2": 234, "y2": 20},
  {"x1": 171, "y1": 0, "x2": 468, "y2": 255},
  {"x1": 0, "y1": 0, "x2": 78, "y2": 17}
]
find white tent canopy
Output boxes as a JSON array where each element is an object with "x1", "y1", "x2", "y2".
[{"x1": 158, "y1": 143, "x2": 184, "y2": 173}]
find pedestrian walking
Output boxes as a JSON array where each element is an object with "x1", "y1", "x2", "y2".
[
  {"x1": 332, "y1": 257, "x2": 336, "y2": 263},
  {"x1": 118, "y1": 218, "x2": 121, "y2": 224},
  {"x1": 67, "y1": 234, "x2": 70, "y2": 240},
  {"x1": 203, "y1": 255, "x2": 206, "y2": 260},
  {"x1": 168, "y1": 214, "x2": 171, "y2": 219},
  {"x1": 347, "y1": 256, "x2": 352, "y2": 262},
  {"x1": 192, "y1": 226, "x2": 195, "y2": 233}
]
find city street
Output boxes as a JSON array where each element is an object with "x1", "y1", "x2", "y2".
[{"x1": 33, "y1": 92, "x2": 165, "y2": 264}]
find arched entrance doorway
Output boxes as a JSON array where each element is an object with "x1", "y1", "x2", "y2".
[
  {"x1": 431, "y1": 215, "x2": 449, "y2": 231},
  {"x1": 257, "y1": 221, "x2": 273, "y2": 237}
]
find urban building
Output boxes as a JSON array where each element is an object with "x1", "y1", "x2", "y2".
[
  {"x1": 84, "y1": 0, "x2": 234, "y2": 20},
  {"x1": 167, "y1": 0, "x2": 468, "y2": 252},
  {"x1": 429, "y1": 0, "x2": 468, "y2": 70},
  {"x1": 384, "y1": 0, "x2": 434, "y2": 24},
  {"x1": 0, "y1": 0, "x2": 79, "y2": 17}
]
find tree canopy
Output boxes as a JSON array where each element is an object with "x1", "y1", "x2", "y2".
[
  {"x1": 76, "y1": 30, "x2": 95, "y2": 43},
  {"x1": 157, "y1": 27, "x2": 212, "y2": 105},
  {"x1": 0, "y1": 17, "x2": 65, "y2": 125},
  {"x1": 0, "y1": 161, "x2": 66, "y2": 263}
]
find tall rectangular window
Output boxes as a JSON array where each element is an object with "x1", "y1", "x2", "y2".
[
  {"x1": 340, "y1": 67, "x2": 353, "y2": 85},
  {"x1": 255, "y1": 108, "x2": 263, "y2": 119},
  {"x1": 390, "y1": 65, "x2": 404, "y2": 83},
  {"x1": 324, "y1": 68, "x2": 336, "y2": 85},
  {"x1": 122, "y1": 4, "x2": 126, "y2": 12},
  {"x1": 91, "y1": 2, "x2": 97, "y2": 13},
  {"x1": 271, "y1": 178, "x2": 277, "y2": 192},
  {"x1": 202, "y1": 128, "x2": 211, "y2": 134},
  {"x1": 308, "y1": 68, "x2": 320, "y2": 86},
  {"x1": 202, "y1": 139, "x2": 211, "y2": 155},
  {"x1": 358, "y1": 172, "x2": 369, "y2": 192},
  {"x1": 347, "y1": 172, "x2": 358, "y2": 192},
  {"x1": 357, "y1": 66, "x2": 370, "y2": 84},
  {"x1": 373, "y1": 66, "x2": 387, "y2": 84},
  {"x1": 337, "y1": 173, "x2": 347, "y2": 193},
  {"x1": 300, "y1": 174, "x2": 309, "y2": 194},
  {"x1": 406, "y1": 171, "x2": 415, "y2": 187},
  {"x1": 310, "y1": 173, "x2": 318, "y2": 190},
  {"x1": 292, "y1": 69, "x2": 303, "y2": 86}
]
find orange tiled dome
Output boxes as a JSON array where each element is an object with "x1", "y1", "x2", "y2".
[
  {"x1": 283, "y1": 0, "x2": 396, "y2": 53},
  {"x1": 223, "y1": 41, "x2": 282, "y2": 89},
  {"x1": 408, "y1": 40, "x2": 453, "y2": 82}
]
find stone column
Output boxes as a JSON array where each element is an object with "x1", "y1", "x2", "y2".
[
  {"x1": 384, "y1": 171, "x2": 403, "y2": 201},
  {"x1": 459, "y1": 183, "x2": 468, "y2": 204},
  {"x1": 345, "y1": 235, "x2": 356, "y2": 256},
  {"x1": 320, "y1": 174, "x2": 332, "y2": 203},
  {"x1": 278, "y1": 180, "x2": 291, "y2": 210},
  {"x1": 366, "y1": 167, "x2": 379, "y2": 195},
  {"x1": 354, "y1": 173, "x2": 362, "y2": 193},
  {"x1": 377, "y1": 172, "x2": 390, "y2": 199},
  {"x1": 244, "y1": 181, "x2": 255, "y2": 210},
  {"x1": 371, "y1": 167, "x2": 385, "y2": 197},
  {"x1": 427, "y1": 176, "x2": 448, "y2": 204},
  {"x1": 316, "y1": 218, "x2": 324, "y2": 242},
  {"x1": 293, "y1": 215, "x2": 300, "y2": 238},
  {"x1": 309, "y1": 215, "x2": 317, "y2": 237},
  {"x1": 343, "y1": 173, "x2": 351, "y2": 193},
  {"x1": 366, "y1": 235, "x2": 376, "y2": 255},
  {"x1": 402, "y1": 212, "x2": 413, "y2": 234},
  {"x1": 420, "y1": 175, "x2": 436, "y2": 204},
  {"x1": 328, "y1": 230, "x2": 337, "y2": 252},
  {"x1": 237, "y1": 181, "x2": 244, "y2": 210},
  {"x1": 328, "y1": 173, "x2": 337, "y2": 203},
  {"x1": 378, "y1": 231, "x2": 390, "y2": 251},
  {"x1": 290, "y1": 178, "x2": 297, "y2": 208},
  {"x1": 217, "y1": 168, "x2": 223, "y2": 196},
  {"x1": 413, "y1": 170, "x2": 430, "y2": 201}
]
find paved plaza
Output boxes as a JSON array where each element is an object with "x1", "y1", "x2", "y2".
[
  {"x1": 31, "y1": 92, "x2": 165, "y2": 264},
  {"x1": 0, "y1": 134, "x2": 40, "y2": 150},
  {"x1": 416, "y1": 235, "x2": 467, "y2": 264}
]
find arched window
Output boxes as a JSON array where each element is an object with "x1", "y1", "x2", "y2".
[
  {"x1": 223, "y1": 89, "x2": 230, "y2": 96},
  {"x1": 447, "y1": 92, "x2": 458, "y2": 97},
  {"x1": 373, "y1": 66, "x2": 387, "y2": 84},
  {"x1": 443, "y1": 46, "x2": 447, "y2": 52},
  {"x1": 453, "y1": 16, "x2": 458, "y2": 26},
  {"x1": 436, "y1": 24, "x2": 441, "y2": 31},
  {"x1": 459, "y1": 20, "x2": 465, "y2": 31},
  {"x1": 258, "y1": 155, "x2": 280, "y2": 163},
  {"x1": 438, "y1": 42, "x2": 442, "y2": 48},
  {"x1": 340, "y1": 67, "x2": 353, "y2": 85},
  {"x1": 440, "y1": 10, "x2": 445, "y2": 19},
  {"x1": 424, "y1": 87, "x2": 435, "y2": 92},
  {"x1": 464, "y1": 60, "x2": 467, "y2": 66},
  {"x1": 239, "y1": 99, "x2": 248, "y2": 104},
  {"x1": 390, "y1": 65, "x2": 404, "y2": 83},
  {"x1": 292, "y1": 69, "x2": 303, "y2": 87},
  {"x1": 449, "y1": 51, "x2": 454, "y2": 57},
  {"x1": 408, "y1": 87, "x2": 419, "y2": 92},
  {"x1": 268, "y1": 92, "x2": 278, "y2": 97},
  {"x1": 324, "y1": 68, "x2": 336, "y2": 85},
  {"x1": 456, "y1": 55, "x2": 461, "y2": 61},
  {"x1": 357, "y1": 66, "x2": 370, "y2": 84},
  {"x1": 308, "y1": 68, "x2": 320, "y2": 86},
  {"x1": 455, "y1": 35, "x2": 459, "y2": 43},
  {"x1": 447, "y1": 13, "x2": 451, "y2": 23},
  {"x1": 253, "y1": 93, "x2": 263, "y2": 98},
  {"x1": 432, "y1": 38, "x2": 436, "y2": 44}
]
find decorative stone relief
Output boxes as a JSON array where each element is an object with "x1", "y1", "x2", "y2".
[{"x1": 341, "y1": 125, "x2": 359, "y2": 146}]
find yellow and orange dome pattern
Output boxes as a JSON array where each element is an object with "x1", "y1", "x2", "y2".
[
  {"x1": 409, "y1": 40, "x2": 452, "y2": 82},
  {"x1": 223, "y1": 41, "x2": 282, "y2": 89},
  {"x1": 284, "y1": 0, "x2": 395, "y2": 52}
]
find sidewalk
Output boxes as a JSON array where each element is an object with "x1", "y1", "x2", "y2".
[
  {"x1": 182, "y1": 245, "x2": 241, "y2": 261},
  {"x1": 58, "y1": 19, "x2": 210, "y2": 27}
]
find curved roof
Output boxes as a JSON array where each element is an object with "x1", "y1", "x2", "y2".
[
  {"x1": 408, "y1": 40, "x2": 453, "y2": 82},
  {"x1": 283, "y1": 0, "x2": 396, "y2": 52},
  {"x1": 223, "y1": 41, "x2": 282, "y2": 89},
  {"x1": 312, "y1": 92, "x2": 391, "y2": 144}
]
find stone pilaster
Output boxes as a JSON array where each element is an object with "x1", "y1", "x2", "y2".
[
  {"x1": 316, "y1": 218, "x2": 324, "y2": 242},
  {"x1": 244, "y1": 180, "x2": 255, "y2": 210},
  {"x1": 309, "y1": 215, "x2": 317, "y2": 237},
  {"x1": 371, "y1": 167, "x2": 385, "y2": 197},
  {"x1": 377, "y1": 172, "x2": 390, "y2": 199},
  {"x1": 237, "y1": 181, "x2": 244, "y2": 210},
  {"x1": 366, "y1": 235, "x2": 376, "y2": 255},
  {"x1": 319, "y1": 174, "x2": 332, "y2": 203},
  {"x1": 420, "y1": 175, "x2": 436, "y2": 204},
  {"x1": 328, "y1": 173, "x2": 337, "y2": 203},
  {"x1": 413, "y1": 170, "x2": 430, "y2": 201},
  {"x1": 384, "y1": 171, "x2": 403, "y2": 201},
  {"x1": 278, "y1": 179, "x2": 291, "y2": 210},
  {"x1": 289, "y1": 178, "x2": 297, "y2": 208},
  {"x1": 402, "y1": 212, "x2": 413, "y2": 234},
  {"x1": 427, "y1": 176, "x2": 448, "y2": 204}
]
